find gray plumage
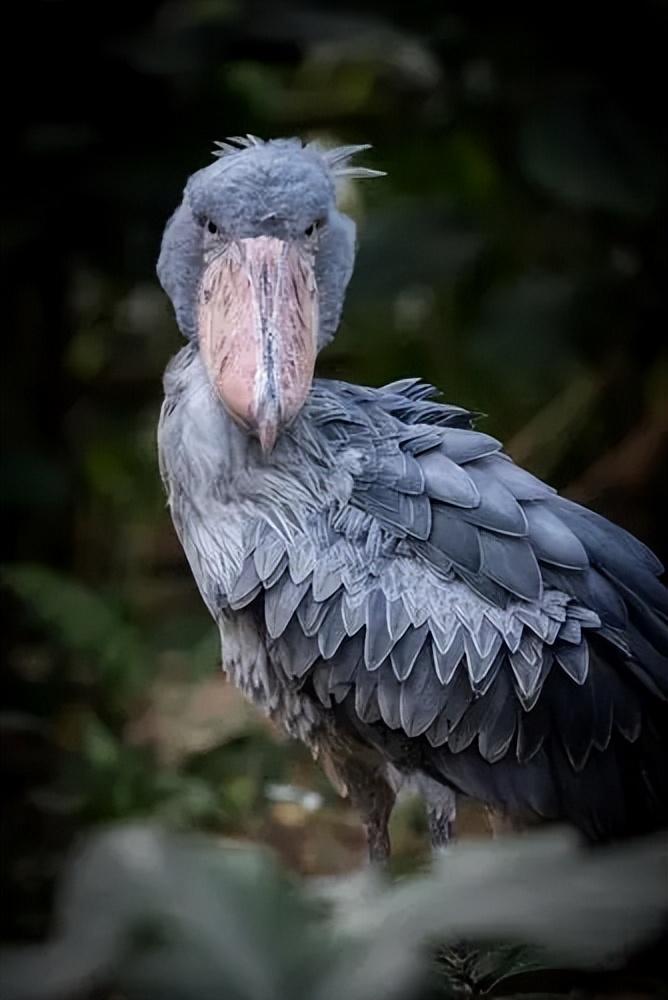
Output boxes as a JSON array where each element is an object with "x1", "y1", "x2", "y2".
[{"x1": 157, "y1": 136, "x2": 668, "y2": 854}]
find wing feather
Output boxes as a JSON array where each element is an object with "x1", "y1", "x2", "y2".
[{"x1": 165, "y1": 370, "x2": 667, "y2": 838}]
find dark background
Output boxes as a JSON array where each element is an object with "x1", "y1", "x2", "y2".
[{"x1": 2, "y1": 0, "x2": 667, "y2": 945}]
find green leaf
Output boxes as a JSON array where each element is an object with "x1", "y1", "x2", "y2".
[
  {"x1": 81, "y1": 714, "x2": 120, "y2": 769},
  {"x1": 2, "y1": 563, "x2": 150, "y2": 699}
]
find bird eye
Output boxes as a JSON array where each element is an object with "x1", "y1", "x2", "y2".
[
  {"x1": 207, "y1": 220, "x2": 218, "y2": 235},
  {"x1": 304, "y1": 218, "x2": 325, "y2": 239}
]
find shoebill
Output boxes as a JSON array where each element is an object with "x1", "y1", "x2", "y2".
[{"x1": 157, "y1": 135, "x2": 667, "y2": 859}]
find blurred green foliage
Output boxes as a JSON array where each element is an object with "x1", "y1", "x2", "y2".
[
  {"x1": 2, "y1": 825, "x2": 667, "y2": 1000},
  {"x1": 2, "y1": 0, "x2": 667, "y2": 983}
]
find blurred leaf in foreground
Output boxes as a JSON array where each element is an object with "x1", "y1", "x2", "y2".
[{"x1": 0, "y1": 825, "x2": 666, "y2": 1000}]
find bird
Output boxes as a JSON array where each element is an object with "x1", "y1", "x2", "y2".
[{"x1": 157, "y1": 135, "x2": 667, "y2": 859}]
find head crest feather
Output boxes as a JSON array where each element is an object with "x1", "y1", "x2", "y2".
[
  {"x1": 212, "y1": 134, "x2": 262, "y2": 157},
  {"x1": 211, "y1": 135, "x2": 385, "y2": 179}
]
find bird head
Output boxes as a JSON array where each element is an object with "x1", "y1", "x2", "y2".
[{"x1": 157, "y1": 135, "x2": 384, "y2": 452}]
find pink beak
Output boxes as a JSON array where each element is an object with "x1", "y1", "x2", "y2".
[{"x1": 197, "y1": 236, "x2": 319, "y2": 453}]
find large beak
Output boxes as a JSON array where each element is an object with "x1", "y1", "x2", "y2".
[{"x1": 197, "y1": 236, "x2": 318, "y2": 453}]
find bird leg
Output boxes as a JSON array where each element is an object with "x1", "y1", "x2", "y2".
[
  {"x1": 321, "y1": 745, "x2": 396, "y2": 864},
  {"x1": 342, "y1": 757, "x2": 396, "y2": 864},
  {"x1": 427, "y1": 805, "x2": 455, "y2": 851},
  {"x1": 357, "y1": 772, "x2": 396, "y2": 864},
  {"x1": 414, "y1": 776, "x2": 457, "y2": 854}
]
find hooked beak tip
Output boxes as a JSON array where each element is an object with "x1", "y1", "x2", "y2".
[
  {"x1": 254, "y1": 392, "x2": 281, "y2": 454},
  {"x1": 257, "y1": 419, "x2": 279, "y2": 455}
]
